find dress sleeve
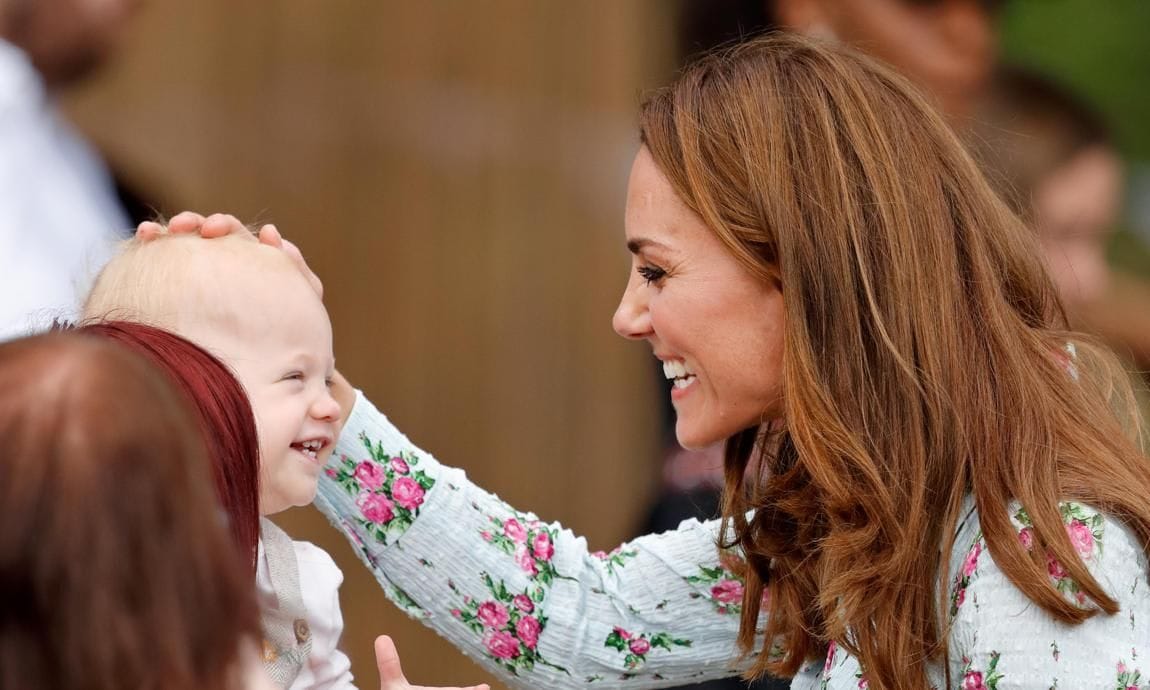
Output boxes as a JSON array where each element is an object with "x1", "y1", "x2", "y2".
[
  {"x1": 292, "y1": 542, "x2": 357, "y2": 690},
  {"x1": 946, "y1": 503, "x2": 1150, "y2": 690},
  {"x1": 313, "y1": 391, "x2": 755, "y2": 689}
]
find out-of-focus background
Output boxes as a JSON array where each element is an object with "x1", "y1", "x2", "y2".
[{"x1": 4, "y1": 0, "x2": 1149, "y2": 688}]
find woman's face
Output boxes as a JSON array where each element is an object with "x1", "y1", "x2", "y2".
[{"x1": 613, "y1": 147, "x2": 785, "y2": 449}]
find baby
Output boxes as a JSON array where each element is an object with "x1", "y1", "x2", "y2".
[{"x1": 83, "y1": 229, "x2": 350, "y2": 689}]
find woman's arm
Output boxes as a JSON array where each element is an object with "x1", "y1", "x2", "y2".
[{"x1": 313, "y1": 391, "x2": 754, "y2": 689}]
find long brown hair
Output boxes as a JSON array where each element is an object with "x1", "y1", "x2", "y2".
[
  {"x1": 0, "y1": 333, "x2": 260, "y2": 690},
  {"x1": 638, "y1": 33, "x2": 1150, "y2": 689}
]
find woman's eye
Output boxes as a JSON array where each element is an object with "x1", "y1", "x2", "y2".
[
  {"x1": 282, "y1": 372, "x2": 305, "y2": 382},
  {"x1": 637, "y1": 265, "x2": 666, "y2": 285}
]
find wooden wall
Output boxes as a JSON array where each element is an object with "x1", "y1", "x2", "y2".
[{"x1": 64, "y1": 2, "x2": 679, "y2": 687}]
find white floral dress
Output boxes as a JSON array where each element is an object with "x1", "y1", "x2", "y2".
[{"x1": 313, "y1": 392, "x2": 1150, "y2": 689}]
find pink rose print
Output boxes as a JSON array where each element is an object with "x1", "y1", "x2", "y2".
[
  {"x1": 516, "y1": 615, "x2": 541, "y2": 649},
  {"x1": 954, "y1": 587, "x2": 966, "y2": 609},
  {"x1": 483, "y1": 630, "x2": 520, "y2": 660},
  {"x1": 354, "y1": 461, "x2": 386, "y2": 490},
  {"x1": 532, "y1": 531, "x2": 554, "y2": 561},
  {"x1": 329, "y1": 436, "x2": 436, "y2": 547},
  {"x1": 1046, "y1": 551, "x2": 1069, "y2": 579},
  {"x1": 711, "y1": 579, "x2": 744, "y2": 604},
  {"x1": 604, "y1": 628, "x2": 692, "y2": 671},
  {"x1": 1018, "y1": 526, "x2": 1034, "y2": 550},
  {"x1": 512, "y1": 594, "x2": 535, "y2": 613},
  {"x1": 480, "y1": 531, "x2": 492, "y2": 541},
  {"x1": 592, "y1": 550, "x2": 607, "y2": 559},
  {"x1": 504, "y1": 518, "x2": 527, "y2": 543},
  {"x1": 514, "y1": 544, "x2": 538, "y2": 576},
  {"x1": 824, "y1": 640, "x2": 838, "y2": 674},
  {"x1": 961, "y1": 671, "x2": 986, "y2": 690},
  {"x1": 1067, "y1": 519, "x2": 1094, "y2": 558},
  {"x1": 357, "y1": 492, "x2": 395, "y2": 525},
  {"x1": 392, "y1": 476, "x2": 426, "y2": 511},
  {"x1": 448, "y1": 577, "x2": 567, "y2": 676},
  {"x1": 476, "y1": 601, "x2": 510, "y2": 629},
  {"x1": 960, "y1": 650, "x2": 1002, "y2": 689},
  {"x1": 962, "y1": 542, "x2": 982, "y2": 578}
]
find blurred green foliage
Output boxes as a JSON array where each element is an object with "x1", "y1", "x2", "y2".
[
  {"x1": 1000, "y1": 0, "x2": 1150, "y2": 269},
  {"x1": 1000, "y1": 0, "x2": 1150, "y2": 160}
]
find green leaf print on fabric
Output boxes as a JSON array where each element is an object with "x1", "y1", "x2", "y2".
[
  {"x1": 448, "y1": 573, "x2": 568, "y2": 677},
  {"x1": 1116, "y1": 660, "x2": 1143, "y2": 689},
  {"x1": 604, "y1": 627, "x2": 692, "y2": 672},
  {"x1": 592, "y1": 546, "x2": 638, "y2": 576},
  {"x1": 684, "y1": 555, "x2": 767, "y2": 616},
  {"x1": 960, "y1": 651, "x2": 1003, "y2": 690},
  {"x1": 326, "y1": 433, "x2": 435, "y2": 546},
  {"x1": 950, "y1": 536, "x2": 984, "y2": 617},
  {"x1": 480, "y1": 513, "x2": 563, "y2": 585},
  {"x1": 1014, "y1": 503, "x2": 1106, "y2": 606}
]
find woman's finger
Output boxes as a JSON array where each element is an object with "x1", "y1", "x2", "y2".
[
  {"x1": 281, "y1": 238, "x2": 324, "y2": 298},
  {"x1": 166, "y1": 211, "x2": 208, "y2": 234},
  {"x1": 201, "y1": 213, "x2": 252, "y2": 239}
]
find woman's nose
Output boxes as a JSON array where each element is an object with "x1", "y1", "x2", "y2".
[{"x1": 612, "y1": 282, "x2": 652, "y2": 340}]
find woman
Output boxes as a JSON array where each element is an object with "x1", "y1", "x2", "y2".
[
  {"x1": 0, "y1": 332, "x2": 271, "y2": 690},
  {"x1": 152, "y1": 34, "x2": 1150, "y2": 690}
]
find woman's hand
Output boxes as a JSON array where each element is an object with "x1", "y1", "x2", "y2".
[
  {"x1": 375, "y1": 635, "x2": 490, "y2": 690},
  {"x1": 135, "y1": 211, "x2": 323, "y2": 298}
]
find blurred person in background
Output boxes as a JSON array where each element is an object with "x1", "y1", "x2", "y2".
[
  {"x1": 971, "y1": 65, "x2": 1150, "y2": 372},
  {"x1": 968, "y1": 65, "x2": 1150, "y2": 419},
  {"x1": 0, "y1": 331, "x2": 273, "y2": 690},
  {"x1": 971, "y1": 65, "x2": 1122, "y2": 316},
  {"x1": 679, "y1": 0, "x2": 1001, "y2": 122},
  {"x1": 0, "y1": 0, "x2": 149, "y2": 340}
]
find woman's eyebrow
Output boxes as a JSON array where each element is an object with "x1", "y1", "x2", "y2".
[{"x1": 626, "y1": 237, "x2": 672, "y2": 254}]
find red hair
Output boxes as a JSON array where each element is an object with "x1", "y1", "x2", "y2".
[
  {"x1": 0, "y1": 332, "x2": 258, "y2": 690},
  {"x1": 78, "y1": 321, "x2": 261, "y2": 572}
]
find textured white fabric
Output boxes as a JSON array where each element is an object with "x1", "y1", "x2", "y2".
[
  {"x1": 0, "y1": 39, "x2": 128, "y2": 341},
  {"x1": 314, "y1": 391, "x2": 1150, "y2": 689},
  {"x1": 257, "y1": 528, "x2": 356, "y2": 690}
]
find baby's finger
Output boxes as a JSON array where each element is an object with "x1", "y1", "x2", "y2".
[{"x1": 374, "y1": 635, "x2": 408, "y2": 688}]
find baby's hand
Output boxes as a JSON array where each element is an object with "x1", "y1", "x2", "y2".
[
  {"x1": 375, "y1": 635, "x2": 490, "y2": 690},
  {"x1": 135, "y1": 211, "x2": 323, "y2": 298}
]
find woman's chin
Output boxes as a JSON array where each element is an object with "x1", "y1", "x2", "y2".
[{"x1": 674, "y1": 424, "x2": 722, "y2": 451}]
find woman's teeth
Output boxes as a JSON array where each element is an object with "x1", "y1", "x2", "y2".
[{"x1": 662, "y1": 360, "x2": 697, "y2": 388}]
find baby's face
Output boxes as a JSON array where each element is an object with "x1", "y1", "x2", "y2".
[{"x1": 177, "y1": 252, "x2": 342, "y2": 516}]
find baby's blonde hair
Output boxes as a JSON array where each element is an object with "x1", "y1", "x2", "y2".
[{"x1": 83, "y1": 231, "x2": 303, "y2": 333}]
